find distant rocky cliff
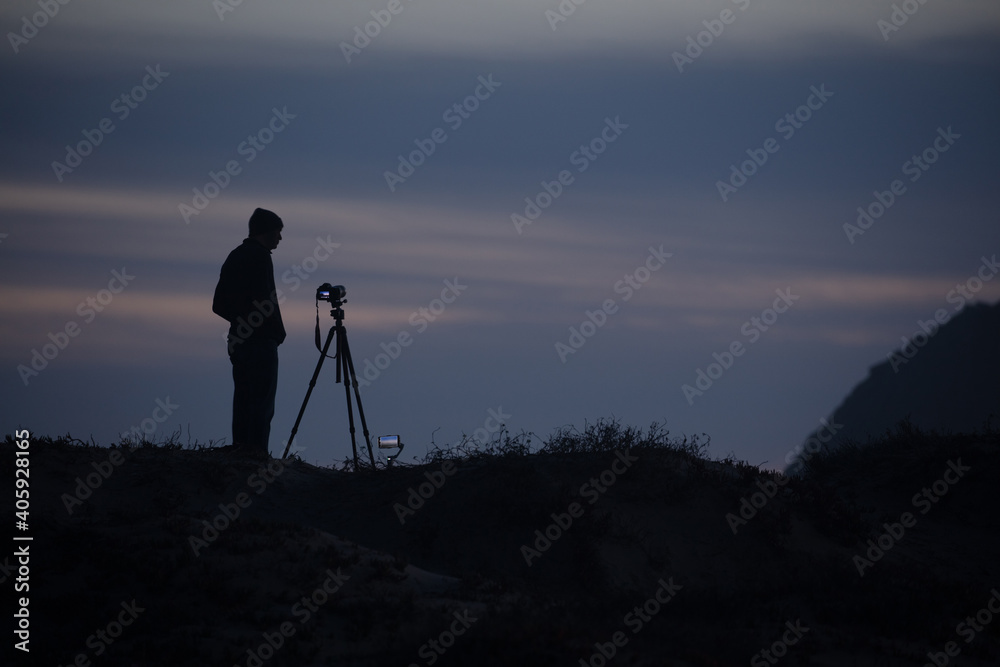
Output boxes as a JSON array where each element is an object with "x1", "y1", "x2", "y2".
[{"x1": 788, "y1": 300, "x2": 1000, "y2": 474}]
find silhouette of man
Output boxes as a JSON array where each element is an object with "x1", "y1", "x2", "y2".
[{"x1": 212, "y1": 208, "x2": 286, "y2": 455}]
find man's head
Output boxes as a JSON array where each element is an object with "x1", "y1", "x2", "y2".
[{"x1": 248, "y1": 207, "x2": 283, "y2": 250}]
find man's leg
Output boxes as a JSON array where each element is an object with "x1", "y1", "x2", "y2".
[
  {"x1": 229, "y1": 337, "x2": 250, "y2": 447},
  {"x1": 230, "y1": 338, "x2": 279, "y2": 454},
  {"x1": 258, "y1": 339, "x2": 279, "y2": 451}
]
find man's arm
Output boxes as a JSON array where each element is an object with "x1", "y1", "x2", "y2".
[{"x1": 212, "y1": 268, "x2": 236, "y2": 322}]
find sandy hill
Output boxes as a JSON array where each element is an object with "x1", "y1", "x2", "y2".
[{"x1": 5, "y1": 421, "x2": 1000, "y2": 666}]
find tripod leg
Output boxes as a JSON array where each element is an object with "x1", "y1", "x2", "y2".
[
  {"x1": 339, "y1": 327, "x2": 376, "y2": 468},
  {"x1": 282, "y1": 327, "x2": 337, "y2": 459},
  {"x1": 337, "y1": 323, "x2": 361, "y2": 469}
]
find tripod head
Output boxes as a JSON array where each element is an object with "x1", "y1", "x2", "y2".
[{"x1": 317, "y1": 283, "x2": 347, "y2": 322}]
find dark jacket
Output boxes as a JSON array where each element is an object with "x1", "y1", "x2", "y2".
[{"x1": 213, "y1": 238, "x2": 286, "y2": 346}]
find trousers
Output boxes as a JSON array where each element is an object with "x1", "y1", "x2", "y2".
[{"x1": 229, "y1": 337, "x2": 278, "y2": 453}]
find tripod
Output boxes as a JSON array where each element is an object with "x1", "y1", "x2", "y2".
[{"x1": 282, "y1": 297, "x2": 375, "y2": 467}]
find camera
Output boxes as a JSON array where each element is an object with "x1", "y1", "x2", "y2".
[{"x1": 317, "y1": 283, "x2": 346, "y2": 302}]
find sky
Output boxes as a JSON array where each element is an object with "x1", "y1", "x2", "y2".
[{"x1": 2, "y1": 0, "x2": 999, "y2": 469}]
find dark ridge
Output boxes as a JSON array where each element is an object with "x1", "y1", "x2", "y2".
[{"x1": 5, "y1": 419, "x2": 999, "y2": 665}]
